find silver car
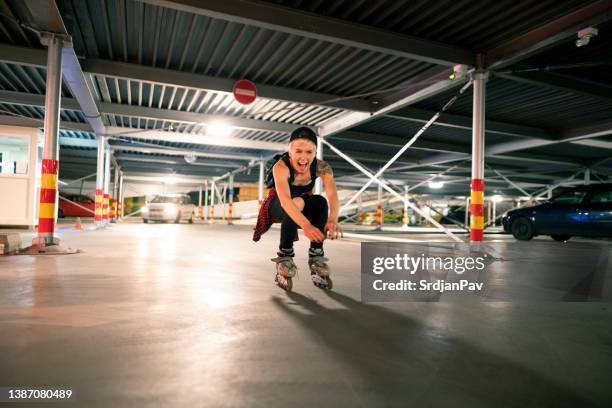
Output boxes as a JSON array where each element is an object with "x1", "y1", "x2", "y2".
[{"x1": 141, "y1": 194, "x2": 195, "y2": 224}]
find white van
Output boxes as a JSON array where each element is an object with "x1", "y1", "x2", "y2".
[{"x1": 141, "y1": 194, "x2": 195, "y2": 224}]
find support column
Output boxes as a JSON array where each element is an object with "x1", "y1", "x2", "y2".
[
  {"x1": 402, "y1": 185, "x2": 409, "y2": 229},
  {"x1": 95, "y1": 136, "x2": 105, "y2": 227},
  {"x1": 315, "y1": 137, "x2": 323, "y2": 194},
  {"x1": 103, "y1": 144, "x2": 111, "y2": 225},
  {"x1": 258, "y1": 159, "x2": 265, "y2": 208},
  {"x1": 465, "y1": 197, "x2": 470, "y2": 227},
  {"x1": 584, "y1": 168, "x2": 590, "y2": 185},
  {"x1": 228, "y1": 174, "x2": 234, "y2": 225},
  {"x1": 118, "y1": 172, "x2": 124, "y2": 219},
  {"x1": 112, "y1": 164, "x2": 119, "y2": 222},
  {"x1": 198, "y1": 185, "x2": 203, "y2": 221},
  {"x1": 357, "y1": 193, "x2": 363, "y2": 225},
  {"x1": 376, "y1": 181, "x2": 383, "y2": 230},
  {"x1": 209, "y1": 180, "x2": 215, "y2": 223},
  {"x1": 36, "y1": 34, "x2": 63, "y2": 246},
  {"x1": 470, "y1": 70, "x2": 487, "y2": 242},
  {"x1": 204, "y1": 180, "x2": 209, "y2": 222}
]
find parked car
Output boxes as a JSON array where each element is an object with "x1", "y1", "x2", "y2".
[
  {"x1": 141, "y1": 194, "x2": 195, "y2": 223},
  {"x1": 502, "y1": 184, "x2": 612, "y2": 241},
  {"x1": 58, "y1": 194, "x2": 95, "y2": 218}
]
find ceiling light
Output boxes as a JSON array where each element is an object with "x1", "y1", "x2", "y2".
[
  {"x1": 207, "y1": 123, "x2": 233, "y2": 137},
  {"x1": 184, "y1": 152, "x2": 197, "y2": 164},
  {"x1": 491, "y1": 194, "x2": 504, "y2": 203},
  {"x1": 428, "y1": 181, "x2": 444, "y2": 189}
]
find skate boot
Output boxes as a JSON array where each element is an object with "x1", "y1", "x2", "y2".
[
  {"x1": 271, "y1": 249, "x2": 297, "y2": 291},
  {"x1": 308, "y1": 248, "x2": 333, "y2": 290}
]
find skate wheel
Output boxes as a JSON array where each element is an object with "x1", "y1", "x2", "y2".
[
  {"x1": 275, "y1": 274, "x2": 292, "y2": 292},
  {"x1": 326, "y1": 276, "x2": 333, "y2": 290}
]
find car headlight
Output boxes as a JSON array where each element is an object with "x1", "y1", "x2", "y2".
[
  {"x1": 164, "y1": 205, "x2": 178, "y2": 215},
  {"x1": 141, "y1": 206, "x2": 148, "y2": 214}
]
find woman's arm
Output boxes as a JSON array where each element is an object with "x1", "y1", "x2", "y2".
[
  {"x1": 273, "y1": 161, "x2": 313, "y2": 228},
  {"x1": 318, "y1": 160, "x2": 343, "y2": 239}
]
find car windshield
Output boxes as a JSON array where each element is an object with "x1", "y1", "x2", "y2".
[
  {"x1": 151, "y1": 196, "x2": 182, "y2": 204},
  {"x1": 550, "y1": 190, "x2": 587, "y2": 204}
]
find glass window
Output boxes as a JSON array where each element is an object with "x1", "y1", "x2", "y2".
[
  {"x1": 551, "y1": 190, "x2": 587, "y2": 204},
  {"x1": 151, "y1": 195, "x2": 182, "y2": 204},
  {"x1": 0, "y1": 136, "x2": 29, "y2": 175},
  {"x1": 590, "y1": 191, "x2": 612, "y2": 203}
]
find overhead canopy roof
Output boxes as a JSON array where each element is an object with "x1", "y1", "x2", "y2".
[{"x1": 0, "y1": 0, "x2": 611, "y2": 195}]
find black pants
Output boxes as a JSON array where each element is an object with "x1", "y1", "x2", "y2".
[{"x1": 269, "y1": 194, "x2": 328, "y2": 250}]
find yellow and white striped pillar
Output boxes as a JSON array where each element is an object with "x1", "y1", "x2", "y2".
[{"x1": 38, "y1": 159, "x2": 59, "y2": 243}]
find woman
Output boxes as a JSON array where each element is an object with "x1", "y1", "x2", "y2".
[{"x1": 253, "y1": 127, "x2": 342, "y2": 290}]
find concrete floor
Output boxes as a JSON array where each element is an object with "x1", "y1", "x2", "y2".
[{"x1": 1, "y1": 223, "x2": 611, "y2": 407}]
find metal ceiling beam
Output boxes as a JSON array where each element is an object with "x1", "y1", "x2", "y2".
[
  {"x1": 0, "y1": 90, "x2": 81, "y2": 111},
  {"x1": 318, "y1": 67, "x2": 463, "y2": 138},
  {"x1": 0, "y1": 44, "x2": 371, "y2": 112},
  {"x1": 114, "y1": 153, "x2": 245, "y2": 168},
  {"x1": 486, "y1": 0, "x2": 612, "y2": 69},
  {"x1": 81, "y1": 59, "x2": 372, "y2": 112},
  {"x1": 22, "y1": 0, "x2": 106, "y2": 135},
  {"x1": 104, "y1": 126, "x2": 285, "y2": 151},
  {"x1": 0, "y1": 114, "x2": 92, "y2": 132},
  {"x1": 0, "y1": 89, "x2": 294, "y2": 134},
  {"x1": 386, "y1": 106, "x2": 557, "y2": 140},
  {"x1": 99, "y1": 102, "x2": 294, "y2": 133},
  {"x1": 109, "y1": 144, "x2": 259, "y2": 161},
  {"x1": 561, "y1": 119, "x2": 612, "y2": 141},
  {"x1": 332, "y1": 130, "x2": 470, "y2": 154},
  {"x1": 494, "y1": 71, "x2": 612, "y2": 102},
  {"x1": 140, "y1": 0, "x2": 473, "y2": 66}
]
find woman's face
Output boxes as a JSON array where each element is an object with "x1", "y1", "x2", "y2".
[{"x1": 288, "y1": 139, "x2": 316, "y2": 175}]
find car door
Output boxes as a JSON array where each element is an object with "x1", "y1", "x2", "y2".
[
  {"x1": 584, "y1": 190, "x2": 612, "y2": 237},
  {"x1": 535, "y1": 189, "x2": 588, "y2": 235}
]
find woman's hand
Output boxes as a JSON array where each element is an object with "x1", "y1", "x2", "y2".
[
  {"x1": 324, "y1": 220, "x2": 343, "y2": 240},
  {"x1": 303, "y1": 223, "x2": 325, "y2": 243}
]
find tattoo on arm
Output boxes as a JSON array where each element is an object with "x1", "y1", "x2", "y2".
[{"x1": 317, "y1": 160, "x2": 333, "y2": 177}]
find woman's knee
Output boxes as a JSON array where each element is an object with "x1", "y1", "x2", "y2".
[
  {"x1": 308, "y1": 194, "x2": 328, "y2": 212},
  {"x1": 292, "y1": 197, "x2": 305, "y2": 211}
]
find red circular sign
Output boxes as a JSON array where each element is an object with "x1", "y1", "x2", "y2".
[{"x1": 233, "y1": 79, "x2": 257, "y2": 105}]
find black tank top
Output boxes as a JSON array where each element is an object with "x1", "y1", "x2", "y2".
[{"x1": 274, "y1": 153, "x2": 318, "y2": 197}]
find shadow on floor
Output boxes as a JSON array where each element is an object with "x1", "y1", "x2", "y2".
[{"x1": 272, "y1": 290, "x2": 600, "y2": 408}]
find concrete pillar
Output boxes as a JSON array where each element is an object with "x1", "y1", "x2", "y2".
[
  {"x1": 210, "y1": 180, "x2": 215, "y2": 223},
  {"x1": 584, "y1": 168, "x2": 590, "y2": 185},
  {"x1": 465, "y1": 197, "x2": 470, "y2": 227},
  {"x1": 315, "y1": 137, "x2": 323, "y2": 194},
  {"x1": 470, "y1": 70, "x2": 487, "y2": 242},
  {"x1": 204, "y1": 180, "x2": 209, "y2": 222},
  {"x1": 118, "y1": 173, "x2": 124, "y2": 219},
  {"x1": 36, "y1": 34, "x2": 63, "y2": 246},
  {"x1": 95, "y1": 136, "x2": 105, "y2": 227},
  {"x1": 376, "y1": 181, "x2": 383, "y2": 230},
  {"x1": 103, "y1": 143, "x2": 111, "y2": 225},
  {"x1": 258, "y1": 159, "x2": 265, "y2": 208},
  {"x1": 228, "y1": 174, "x2": 234, "y2": 225},
  {"x1": 112, "y1": 164, "x2": 119, "y2": 222},
  {"x1": 402, "y1": 185, "x2": 409, "y2": 229},
  {"x1": 198, "y1": 185, "x2": 203, "y2": 221}
]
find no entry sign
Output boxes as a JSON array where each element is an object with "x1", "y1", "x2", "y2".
[{"x1": 233, "y1": 79, "x2": 257, "y2": 105}]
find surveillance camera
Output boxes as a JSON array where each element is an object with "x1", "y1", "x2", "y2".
[{"x1": 576, "y1": 26, "x2": 598, "y2": 47}]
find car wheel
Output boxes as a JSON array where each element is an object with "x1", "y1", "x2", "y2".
[
  {"x1": 551, "y1": 235, "x2": 571, "y2": 242},
  {"x1": 511, "y1": 217, "x2": 534, "y2": 241},
  {"x1": 174, "y1": 213, "x2": 181, "y2": 224},
  {"x1": 58, "y1": 209, "x2": 65, "y2": 218},
  {"x1": 143, "y1": 219, "x2": 148, "y2": 223}
]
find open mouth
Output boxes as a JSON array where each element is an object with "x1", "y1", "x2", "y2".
[{"x1": 297, "y1": 161, "x2": 309, "y2": 171}]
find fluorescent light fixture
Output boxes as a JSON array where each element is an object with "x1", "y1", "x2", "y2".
[
  {"x1": 491, "y1": 194, "x2": 504, "y2": 203},
  {"x1": 428, "y1": 181, "x2": 444, "y2": 189},
  {"x1": 206, "y1": 123, "x2": 233, "y2": 137},
  {"x1": 162, "y1": 177, "x2": 177, "y2": 185}
]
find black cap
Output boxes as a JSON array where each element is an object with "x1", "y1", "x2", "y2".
[{"x1": 289, "y1": 126, "x2": 317, "y2": 146}]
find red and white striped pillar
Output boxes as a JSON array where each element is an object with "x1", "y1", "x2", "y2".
[
  {"x1": 36, "y1": 34, "x2": 63, "y2": 246},
  {"x1": 95, "y1": 136, "x2": 105, "y2": 227},
  {"x1": 470, "y1": 70, "x2": 487, "y2": 242},
  {"x1": 103, "y1": 143, "x2": 111, "y2": 225}
]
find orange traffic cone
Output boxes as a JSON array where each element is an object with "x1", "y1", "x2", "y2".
[{"x1": 74, "y1": 217, "x2": 83, "y2": 230}]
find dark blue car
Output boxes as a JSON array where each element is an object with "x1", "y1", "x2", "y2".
[{"x1": 502, "y1": 184, "x2": 612, "y2": 241}]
